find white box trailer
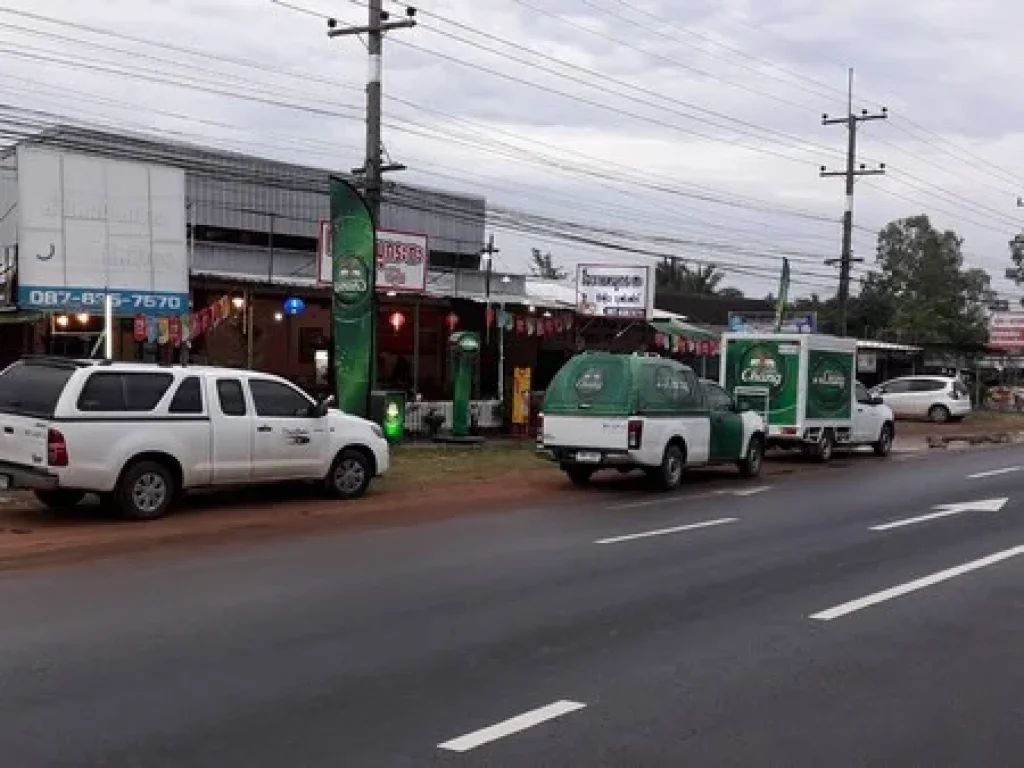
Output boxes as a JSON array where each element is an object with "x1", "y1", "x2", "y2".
[{"x1": 720, "y1": 332, "x2": 893, "y2": 460}]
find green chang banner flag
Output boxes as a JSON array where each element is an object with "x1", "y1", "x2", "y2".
[
  {"x1": 329, "y1": 177, "x2": 375, "y2": 418},
  {"x1": 774, "y1": 257, "x2": 790, "y2": 332}
]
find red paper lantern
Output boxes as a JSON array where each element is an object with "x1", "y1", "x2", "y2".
[
  {"x1": 132, "y1": 315, "x2": 146, "y2": 342},
  {"x1": 388, "y1": 311, "x2": 406, "y2": 332},
  {"x1": 485, "y1": 306, "x2": 495, "y2": 328},
  {"x1": 446, "y1": 311, "x2": 459, "y2": 330}
]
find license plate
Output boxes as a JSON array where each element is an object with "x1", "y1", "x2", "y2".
[
  {"x1": 576, "y1": 451, "x2": 601, "y2": 463},
  {"x1": 0, "y1": 475, "x2": 9, "y2": 490}
]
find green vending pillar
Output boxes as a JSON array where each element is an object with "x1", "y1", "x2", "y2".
[{"x1": 449, "y1": 331, "x2": 481, "y2": 437}]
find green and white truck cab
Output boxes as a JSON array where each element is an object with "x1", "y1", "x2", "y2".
[{"x1": 537, "y1": 352, "x2": 766, "y2": 489}]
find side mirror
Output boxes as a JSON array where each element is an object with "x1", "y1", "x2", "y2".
[
  {"x1": 869, "y1": 395, "x2": 884, "y2": 406},
  {"x1": 313, "y1": 394, "x2": 336, "y2": 417}
]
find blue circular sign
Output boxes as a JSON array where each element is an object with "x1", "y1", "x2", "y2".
[{"x1": 283, "y1": 297, "x2": 305, "y2": 315}]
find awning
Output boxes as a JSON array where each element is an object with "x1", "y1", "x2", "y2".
[
  {"x1": 649, "y1": 316, "x2": 718, "y2": 341},
  {"x1": 0, "y1": 310, "x2": 43, "y2": 325}
]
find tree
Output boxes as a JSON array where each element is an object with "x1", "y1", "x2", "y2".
[
  {"x1": 530, "y1": 248, "x2": 568, "y2": 280},
  {"x1": 654, "y1": 258, "x2": 729, "y2": 295},
  {"x1": 719, "y1": 287, "x2": 745, "y2": 299},
  {"x1": 870, "y1": 214, "x2": 990, "y2": 346}
]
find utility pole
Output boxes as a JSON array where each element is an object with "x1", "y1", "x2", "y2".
[
  {"x1": 327, "y1": 3, "x2": 416, "y2": 226},
  {"x1": 327, "y1": 3, "x2": 415, "y2": 392},
  {"x1": 820, "y1": 68, "x2": 887, "y2": 337}
]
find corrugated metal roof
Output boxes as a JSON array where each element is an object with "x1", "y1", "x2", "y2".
[{"x1": 856, "y1": 340, "x2": 922, "y2": 352}]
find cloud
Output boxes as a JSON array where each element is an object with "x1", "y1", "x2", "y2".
[{"x1": 0, "y1": 0, "x2": 1021, "y2": 300}]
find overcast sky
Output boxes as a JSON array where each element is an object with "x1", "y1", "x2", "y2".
[{"x1": 1, "y1": 0, "x2": 1022, "y2": 301}]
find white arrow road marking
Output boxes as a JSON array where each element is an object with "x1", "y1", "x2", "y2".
[
  {"x1": 967, "y1": 466, "x2": 1022, "y2": 479},
  {"x1": 595, "y1": 517, "x2": 738, "y2": 545},
  {"x1": 810, "y1": 545, "x2": 1024, "y2": 620},
  {"x1": 438, "y1": 700, "x2": 587, "y2": 752},
  {"x1": 869, "y1": 498, "x2": 1009, "y2": 531}
]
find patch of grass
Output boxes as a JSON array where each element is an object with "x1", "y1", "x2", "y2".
[{"x1": 381, "y1": 441, "x2": 552, "y2": 490}]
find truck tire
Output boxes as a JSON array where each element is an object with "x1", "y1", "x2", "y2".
[
  {"x1": 737, "y1": 436, "x2": 764, "y2": 478},
  {"x1": 653, "y1": 443, "x2": 685, "y2": 491},
  {"x1": 325, "y1": 448, "x2": 372, "y2": 500},
  {"x1": 814, "y1": 429, "x2": 835, "y2": 463},
  {"x1": 115, "y1": 460, "x2": 177, "y2": 521},
  {"x1": 33, "y1": 490, "x2": 85, "y2": 510},
  {"x1": 873, "y1": 422, "x2": 894, "y2": 457},
  {"x1": 565, "y1": 466, "x2": 594, "y2": 487}
]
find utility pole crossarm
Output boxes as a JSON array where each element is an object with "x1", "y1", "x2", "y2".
[{"x1": 819, "y1": 67, "x2": 888, "y2": 338}]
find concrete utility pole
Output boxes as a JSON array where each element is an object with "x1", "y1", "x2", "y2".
[
  {"x1": 327, "y1": 2, "x2": 416, "y2": 225},
  {"x1": 820, "y1": 68, "x2": 887, "y2": 337}
]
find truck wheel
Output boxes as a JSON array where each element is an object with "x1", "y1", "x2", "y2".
[
  {"x1": 928, "y1": 405, "x2": 950, "y2": 423},
  {"x1": 325, "y1": 449, "x2": 372, "y2": 500},
  {"x1": 654, "y1": 443, "x2": 685, "y2": 490},
  {"x1": 737, "y1": 436, "x2": 764, "y2": 478},
  {"x1": 815, "y1": 430, "x2": 835, "y2": 463},
  {"x1": 565, "y1": 467, "x2": 594, "y2": 487},
  {"x1": 115, "y1": 460, "x2": 176, "y2": 521},
  {"x1": 33, "y1": 490, "x2": 85, "y2": 510},
  {"x1": 873, "y1": 423, "x2": 894, "y2": 457}
]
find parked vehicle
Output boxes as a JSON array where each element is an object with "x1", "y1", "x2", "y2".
[
  {"x1": 537, "y1": 352, "x2": 766, "y2": 489},
  {"x1": 720, "y1": 332, "x2": 895, "y2": 461},
  {"x1": 0, "y1": 357, "x2": 390, "y2": 520},
  {"x1": 869, "y1": 375, "x2": 971, "y2": 423}
]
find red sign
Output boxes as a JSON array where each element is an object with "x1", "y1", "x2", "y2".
[
  {"x1": 376, "y1": 230, "x2": 428, "y2": 293},
  {"x1": 133, "y1": 315, "x2": 146, "y2": 342},
  {"x1": 988, "y1": 312, "x2": 1024, "y2": 351}
]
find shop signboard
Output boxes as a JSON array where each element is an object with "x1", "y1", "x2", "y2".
[
  {"x1": 14, "y1": 146, "x2": 188, "y2": 317},
  {"x1": 727, "y1": 311, "x2": 816, "y2": 334},
  {"x1": 987, "y1": 311, "x2": 1024, "y2": 352},
  {"x1": 576, "y1": 264, "x2": 653, "y2": 320},
  {"x1": 318, "y1": 224, "x2": 428, "y2": 294}
]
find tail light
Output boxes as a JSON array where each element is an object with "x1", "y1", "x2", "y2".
[
  {"x1": 47, "y1": 428, "x2": 68, "y2": 467},
  {"x1": 627, "y1": 418, "x2": 643, "y2": 450},
  {"x1": 536, "y1": 413, "x2": 544, "y2": 444}
]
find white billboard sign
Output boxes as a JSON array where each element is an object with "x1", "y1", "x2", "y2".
[
  {"x1": 15, "y1": 147, "x2": 188, "y2": 317},
  {"x1": 318, "y1": 225, "x2": 428, "y2": 294},
  {"x1": 988, "y1": 311, "x2": 1024, "y2": 351},
  {"x1": 576, "y1": 264, "x2": 653, "y2": 320}
]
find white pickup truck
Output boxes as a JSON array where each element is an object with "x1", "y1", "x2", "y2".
[{"x1": 0, "y1": 358, "x2": 390, "y2": 520}]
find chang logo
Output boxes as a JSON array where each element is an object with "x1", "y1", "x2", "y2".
[
  {"x1": 334, "y1": 256, "x2": 369, "y2": 306},
  {"x1": 739, "y1": 346, "x2": 784, "y2": 389},
  {"x1": 809, "y1": 356, "x2": 849, "y2": 412},
  {"x1": 574, "y1": 367, "x2": 604, "y2": 397}
]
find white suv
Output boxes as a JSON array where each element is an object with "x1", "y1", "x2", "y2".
[
  {"x1": 0, "y1": 357, "x2": 390, "y2": 520},
  {"x1": 869, "y1": 375, "x2": 972, "y2": 423}
]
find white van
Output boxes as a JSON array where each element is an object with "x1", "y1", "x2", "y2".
[{"x1": 0, "y1": 358, "x2": 390, "y2": 520}]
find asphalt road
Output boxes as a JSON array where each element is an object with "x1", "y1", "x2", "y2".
[{"x1": 4, "y1": 446, "x2": 1024, "y2": 766}]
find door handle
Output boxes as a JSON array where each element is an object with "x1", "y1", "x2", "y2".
[{"x1": 257, "y1": 425, "x2": 272, "y2": 433}]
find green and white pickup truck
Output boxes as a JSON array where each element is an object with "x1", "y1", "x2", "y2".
[{"x1": 537, "y1": 352, "x2": 766, "y2": 489}]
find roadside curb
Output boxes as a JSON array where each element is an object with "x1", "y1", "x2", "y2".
[{"x1": 925, "y1": 431, "x2": 1024, "y2": 449}]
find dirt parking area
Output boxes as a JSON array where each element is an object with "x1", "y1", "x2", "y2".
[{"x1": 0, "y1": 434, "x2": 943, "y2": 572}]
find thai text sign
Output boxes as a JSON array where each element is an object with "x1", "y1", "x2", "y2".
[{"x1": 576, "y1": 264, "x2": 653, "y2": 320}]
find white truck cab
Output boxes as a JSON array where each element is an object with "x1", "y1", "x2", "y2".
[{"x1": 0, "y1": 358, "x2": 390, "y2": 520}]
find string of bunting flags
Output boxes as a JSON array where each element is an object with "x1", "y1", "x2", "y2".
[
  {"x1": 484, "y1": 307, "x2": 575, "y2": 337},
  {"x1": 653, "y1": 332, "x2": 721, "y2": 357},
  {"x1": 131, "y1": 294, "x2": 238, "y2": 346}
]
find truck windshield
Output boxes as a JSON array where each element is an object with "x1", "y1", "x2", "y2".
[{"x1": 0, "y1": 361, "x2": 76, "y2": 418}]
